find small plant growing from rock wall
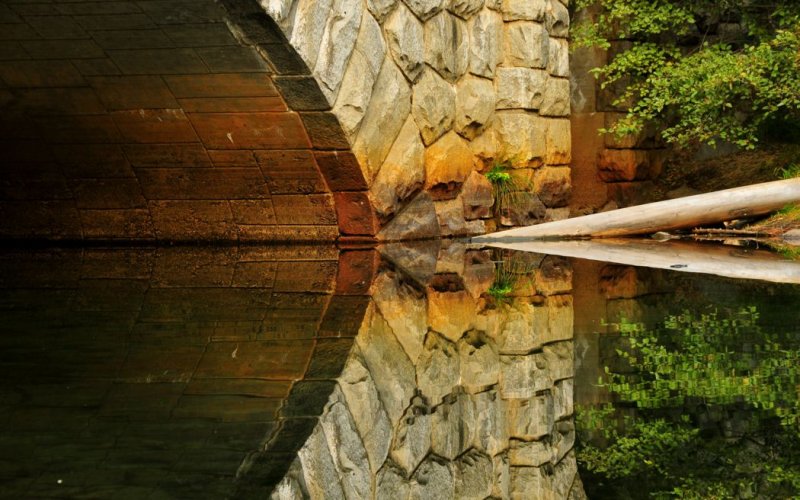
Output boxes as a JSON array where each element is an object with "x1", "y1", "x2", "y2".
[
  {"x1": 486, "y1": 252, "x2": 536, "y2": 304},
  {"x1": 485, "y1": 162, "x2": 525, "y2": 218}
]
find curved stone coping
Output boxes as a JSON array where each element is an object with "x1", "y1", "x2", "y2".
[
  {"x1": 0, "y1": 246, "x2": 376, "y2": 498},
  {"x1": 0, "y1": 0, "x2": 377, "y2": 242}
]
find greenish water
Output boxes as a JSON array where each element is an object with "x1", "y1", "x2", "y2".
[{"x1": 0, "y1": 245, "x2": 797, "y2": 498}]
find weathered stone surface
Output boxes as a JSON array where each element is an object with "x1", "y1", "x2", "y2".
[
  {"x1": 368, "y1": 0, "x2": 399, "y2": 22},
  {"x1": 314, "y1": 0, "x2": 364, "y2": 101},
  {"x1": 410, "y1": 456, "x2": 456, "y2": 499},
  {"x1": 424, "y1": 131, "x2": 474, "y2": 190},
  {"x1": 469, "y1": 10, "x2": 503, "y2": 77},
  {"x1": 553, "y1": 419, "x2": 576, "y2": 463},
  {"x1": 416, "y1": 331, "x2": 460, "y2": 404},
  {"x1": 377, "y1": 460, "x2": 411, "y2": 499},
  {"x1": 455, "y1": 76, "x2": 494, "y2": 140},
  {"x1": 500, "y1": 355, "x2": 536, "y2": 399},
  {"x1": 597, "y1": 149, "x2": 651, "y2": 182},
  {"x1": 289, "y1": 0, "x2": 334, "y2": 71},
  {"x1": 332, "y1": 12, "x2": 386, "y2": 137},
  {"x1": 378, "y1": 192, "x2": 440, "y2": 241},
  {"x1": 462, "y1": 250, "x2": 495, "y2": 298},
  {"x1": 262, "y1": 0, "x2": 297, "y2": 30},
  {"x1": 435, "y1": 199, "x2": 486, "y2": 236},
  {"x1": 504, "y1": 21, "x2": 548, "y2": 68},
  {"x1": 461, "y1": 171, "x2": 493, "y2": 220},
  {"x1": 425, "y1": 12, "x2": 469, "y2": 82},
  {"x1": 403, "y1": 0, "x2": 446, "y2": 20},
  {"x1": 448, "y1": 0, "x2": 484, "y2": 19},
  {"x1": 495, "y1": 68, "x2": 546, "y2": 110},
  {"x1": 391, "y1": 393, "x2": 432, "y2": 475},
  {"x1": 510, "y1": 452, "x2": 579, "y2": 499},
  {"x1": 544, "y1": 207, "x2": 570, "y2": 221},
  {"x1": 372, "y1": 115, "x2": 425, "y2": 218},
  {"x1": 492, "y1": 453, "x2": 511, "y2": 499},
  {"x1": 547, "y1": 37, "x2": 569, "y2": 77},
  {"x1": 492, "y1": 112, "x2": 546, "y2": 167},
  {"x1": 320, "y1": 388, "x2": 371, "y2": 500},
  {"x1": 353, "y1": 60, "x2": 412, "y2": 181},
  {"x1": 454, "y1": 450, "x2": 493, "y2": 500},
  {"x1": 372, "y1": 270, "x2": 427, "y2": 363},
  {"x1": 545, "y1": 118, "x2": 570, "y2": 165},
  {"x1": 545, "y1": 0, "x2": 570, "y2": 37},
  {"x1": 509, "y1": 439, "x2": 551, "y2": 467},
  {"x1": 271, "y1": 472, "x2": 307, "y2": 500},
  {"x1": 542, "y1": 341, "x2": 574, "y2": 382},
  {"x1": 553, "y1": 378, "x2": 574, "y2": 420},
  {"x1": 339, "y1": 353, "x2": 392, "y2": 473},
  {"x1": 458, "y1": 329, "x2": 499, "y2": 392},
  {"x1": 497, "y1": 302, "x2": 540, "y2": 354},
  {"x1": 385, "y1": 5, "x2": 425, "y2": 82},
  {"x1": 502, "y1": 0, "x2": 546, "y2": 21},
  {"x1": 533, "y1": 166, "x2": 570, "y2": 207},
  {"x1": 468, "y1": 127, "x2": 497, "y2": 167},
  {"x1": 412, "y1": 69, "x2": 456, "y2": 145},
  {"x1": 431, "y1": 388, "x2": 476, "y2": 459},
  {"x1": 535, "y1": 257, "x2": 572, "y2": 295},
  {"x1": 539, "y1": 77, "x2": 570, "y2": 116},
  {"x1": 427, "y1": 288, "x2": 476, "y2": 342},
  {"x1": 501, "y1": 192, "x2": 546, "y2": 227},
  {"x1": 472, "y1": 390, "x2": 509, "y2": 456},
  {"x1": 356, "y1": 306, "x2": 416, "y2": 427},
  {"x1": 507, "y1": 393, "x2": 553, "y2": 440},
  {"x1": 298, "y1": 424, "x2": 347, "y2": 500}
]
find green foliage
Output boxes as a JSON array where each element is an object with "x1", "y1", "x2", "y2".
[
  {"x1": 484, "y1": 163, "x2": 528, "y2": 216},
  {"x1": 573, "y1": 0, "x2": 800, "y2": 149},
  {"x1": 486, "y1": 252, "x2": 536, "y2": 303},
  {"x1": 577, "y1": 307, "x2": 800, "y2": 498}
]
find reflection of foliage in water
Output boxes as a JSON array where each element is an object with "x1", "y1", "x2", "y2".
[
  {"x1": 486, "y1": 252, "x2": 537, "y2": 303},
  {"x1": 578, "y1": 307, "x2": 800, "y2": 498}
]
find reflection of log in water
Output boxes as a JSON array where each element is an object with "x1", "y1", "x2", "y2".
[
  {"x1": 484, "y1": 239, "x2": 800, "y2": 284},
  {"x1": 474, "y1": 178, "x2": 800, "y2": 240}
]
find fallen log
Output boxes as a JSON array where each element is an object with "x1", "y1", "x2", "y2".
[
  {"x1": 483, "y1": 238, "x2": 800, "y2": 284},
  {"x1": 473, "y1": 178, "x2": 800, "y2": 242}
]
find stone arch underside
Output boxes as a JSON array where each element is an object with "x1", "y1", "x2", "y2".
[
  {"x1": 0, "y1": 0, "x2": 573, "y2": 243},
  {"x1": 0, "y1": 0, "x2": 376, "y2": 242}
]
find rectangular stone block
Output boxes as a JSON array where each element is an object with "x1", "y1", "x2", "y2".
[
  {"x1": 195, "y1": 46, "x2": 269, "y2": 72},
  {"x1": 208, "y1": 150, "x2": 257, "y2": 167},
  {"x1": 150, "y1": 247, "x2": 236, "y2": 287},
  {"x1": 124, "y1": 143, "x2": 212, "y2": 168},
  {"x1": 230, "y1": 199, "x2": 276, "y2": 225},
  {"x1": 71, "y1": 178, "x2": 146, "y2": 209},
  {"x1": 185, "y1": 379, "x2": 291, "y2": 398},
  {"x1": 189, "y1": 112, "x2": 309, "y2": 149},
  {"x1": 237, "y1": 224, "x2": 339, "y2": 242},
  {"x1": 88, "y1": 75, "x2": 179, "y2": 110},
  {"x1": 112, "y1": 109, "x2": 198, "y2": 144},
  {"x1": 79, "y1": 209, "x2": 154, "y2": 239},
  {"x1": 164, "y1": 73, "x2": 277, "y2": 98},
  {"x1": 255, "y1": 150, "x2": 327, "y2": 194},
  {"x1": 194, "y1": 340, "x2": 313, "y2": 379},
  {"x1": 172, "y1": 395, "x2": 282, "y2": 422},
  {"x1": 0, "y1": 60, "x2": 85, "y2": 88},
  {"x1": 178, "y1": 96, "x2": 285, "y2": 113},
  {"x1": 271, "y1": 194, "x2": 336, "y2": 225},
  {"x1": 108, "y1": 48, "x2": 207, "y2": 74},
  {"x1": 25, "y1": 15, "x2": 88, "y2": 39},
  {"x1": 163, "y1": 23, "x2": 238, "y2": 47},
  {"x1": 119, "y1": 344, "x2": 205, "y2": 382},
  {"x1": 274, "y1": 260, "x2": 337, "y2": 293},
  {"x1": 137, "y1": 167, "x2": 268, "y2": 200},
  {"x1": 140, "y1": 288, "x2": 271, "y2": 322},
  {"x1": 22, "y1": 39, "x2": 105, "y2": 59},
  {"x1": 37, "y1": 115, "x2": 122, "y2": 144},
  {"x1": 232, "y1": 261, "x2": 277, "y2": 288},
  {"x1": 149, "y1": 200, "x2": 236, "y2": 241}
]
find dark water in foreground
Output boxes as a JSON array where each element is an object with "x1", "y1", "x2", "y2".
[{"x1": 0, "y1": 244, "x2": 798, "y2": 499}]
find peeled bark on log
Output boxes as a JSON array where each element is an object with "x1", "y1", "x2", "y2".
[
  {"x1": 473, "y1": 178, "x2": 800, "y2": 242},
  {"x1": 484, "y1": 238, "x2": 800, "y2": 284}
]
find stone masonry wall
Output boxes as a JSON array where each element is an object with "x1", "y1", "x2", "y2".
[
  {"x1": 264, "y1": 0, "x2": 573, "y2": 240},
  {"x1": 269, "y1": 241, "x2": 586, "y2": 498}
]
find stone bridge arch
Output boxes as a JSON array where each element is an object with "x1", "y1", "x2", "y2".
[{"x1": 0, "y1": 0, "x2": 571, "y2": 242}]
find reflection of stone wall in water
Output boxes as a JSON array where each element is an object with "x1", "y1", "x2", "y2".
[
  {"x1": 271, "y1": 242, "x2": 586, "y2": 498},
  {"x1": 0, "y1": 247, "x2": 367, "y2": 498}
]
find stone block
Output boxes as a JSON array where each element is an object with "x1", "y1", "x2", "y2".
[
  {"x1": 502, "y1": 0, "x2": 546, "y2": 21},
  {"x1": 403, "y1": 0, "x2": 446, "y2": 21},
  {"x1": 412, "y1": 68, "x2": 456, "y2": 145},
  {"x1": 461, "y1": 171, "x2": 494, "y2": 220},
  {"x1": 504, "y1": 21, "x2": 548, "y2": 68},
  {"x1": 506, "y1": 393, "x2": 553, "y2": 440},
  {"x1": 424, "y1": 131, "x2": 474, "y2": 191},
  {"x1": 539, "y1": 76, "x2": 570, "y2": 116},
  {"x1": 597, "y1": 149, "x2": 651, "y2": 181},
  {"x1": 533, "y1": 166, "x2": 571, "y2": 207},
  {"x1": 271, "y1": 194, "x2": 337, "y2": 225},
  {"x1": 334, "y1": 191, "x2": 380, "y2": 236},
  {"x1": 547, "y1": 37, "x2": 569, "y2": 76},
  {"x1": 545, "y1": 118, "x2": 571, "y2": 165},
  {"x1": 495, "y1": 67, "x2": 546, "y2": 109},
  {"x1": 189, "y1": 112, "x2": 310, "y2": 149},
  {"x1": 385, "y1": 4, "x2": 425, "y2": 82},
  {"x1": 455, "y1": 75, "x2": 495, "y2": 139},
  {"x1": 256, "y1": 150, "x2": 328, "y2": 194},
  {"x1": 372, "y1": 115, "x2": 425, "y2": 218},
  {"x1": 545, "y1": 0, "x2": 570, "y2": 37},
  {"x1": 469, "y1": 10, "x2": 503, "y2": 77},
  {"x1": 427, "y1": 289, "x2": 477, "y2": 342},
  {"x1": 424, "y1": 11, "x2": 468, "y2": 82},
  {"x1": 195, "y1": 341, "x2": 313, "y2": 380}
]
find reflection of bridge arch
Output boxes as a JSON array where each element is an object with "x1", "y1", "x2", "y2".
[
  {"x1": 0, "y1": 0, "x2": 377, "y2": 242},
  {"x1": 0, "y1": 247, "x2": 375, "y2": 497}
]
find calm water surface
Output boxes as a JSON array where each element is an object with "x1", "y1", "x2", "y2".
[{"x1": 0, "y1": 243, "x2": 798, "y2": 499}]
